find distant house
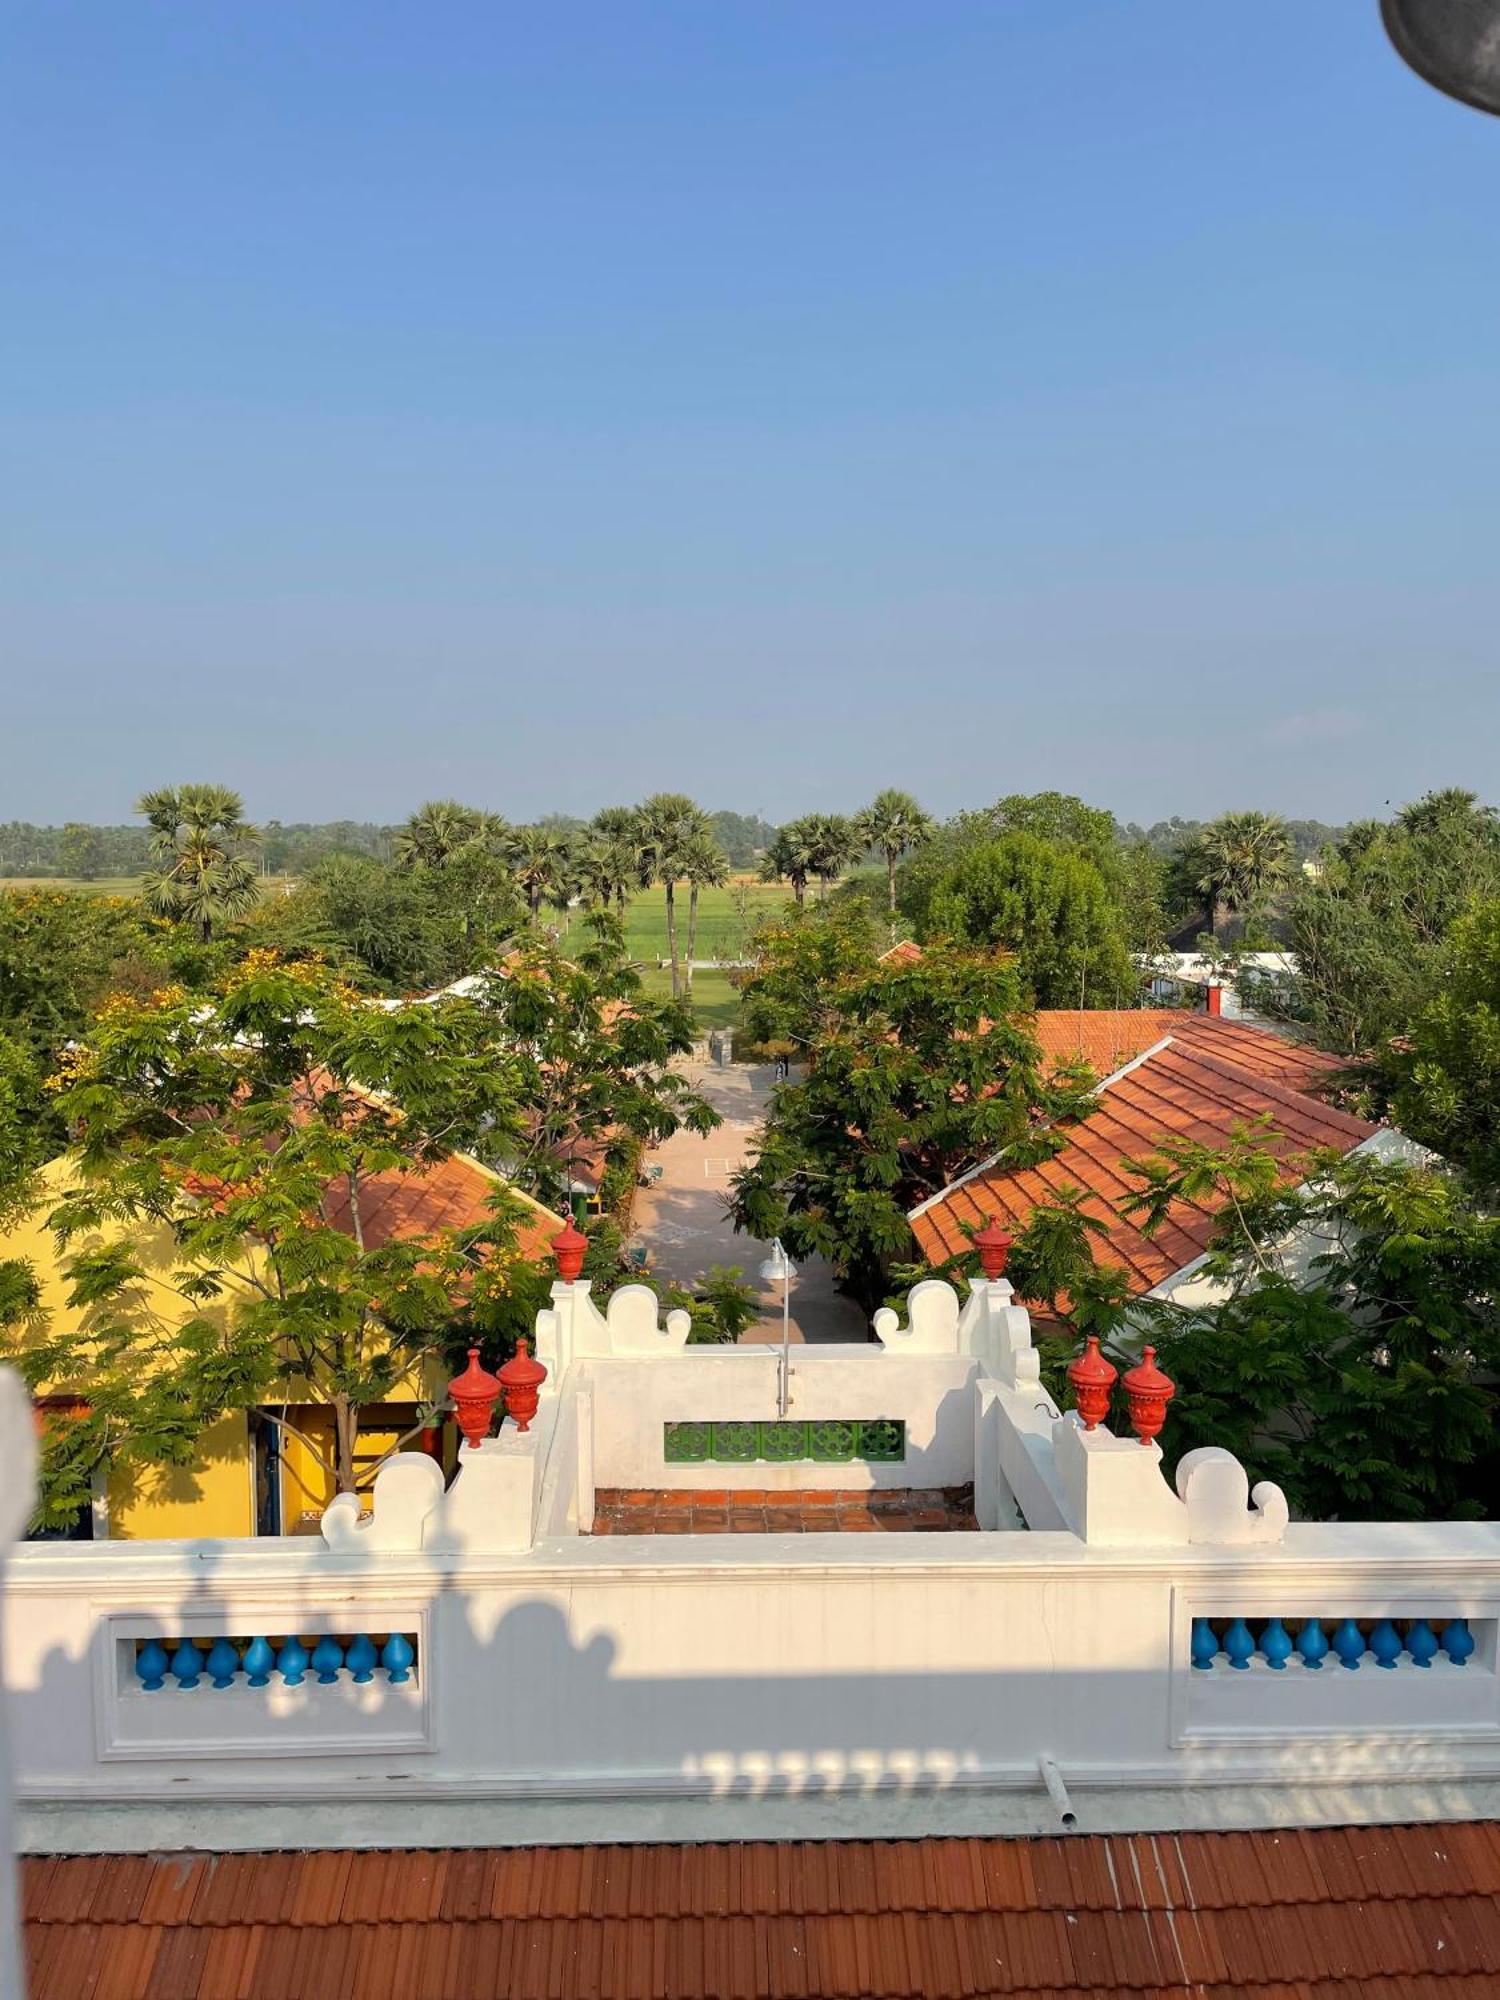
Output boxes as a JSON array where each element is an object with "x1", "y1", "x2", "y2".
[{"x1": 909, "y1": 1014, "x2": 1419, "y2": 1312}]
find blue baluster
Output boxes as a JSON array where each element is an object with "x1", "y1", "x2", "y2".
[
  {"x1": 310, "y1": 1636, "x2": 344, "y2": 1685},
  {"x1": 136, "y1": 1639, "x2": 168, "y2": 1692},
  {"x1": 1333, "y1": 1619, "x2": 1365, "y2": 1670},
  {"x1": 276, "y1": 1637, "x2": 309, "y2": 1687},
  {"x1": 345, "y1": 1633, "x2": 377, "y2": 1684},
  {"x1": 1369, "y1": 1619, "x2": 1402, "y2": 1670},
  {"x1": 242, "y1": 1635, "x2": 274, "y2": 1688},
  {"x1": 1223, "y1": 1617, "x2": 1256, "y2": 1670},
  {"x1": 1259, "y1": 1618, "x2": 1294, "y2": 1671},
  {"x1": 170, "y1": 1640, "x2": 204, "y2": 1690},
  {"x1": 205, "y1": 1637, "x2": 240, "y2": 1689},
  {"x1": 1406, "y1": 1619, "x2": 1439, "y2": 1669},
  {"x1": 1442, "y1": 1619, "x2": 1475, "y2": 1667},
  {"x1": 1295, "y1": 1618, "x2": 1329, "y2": 1670},
  {"x1": 1190, "y1": 1618, "x2": 1219, "y2": 1671},
  {"x1": 381, "y1": 1633, "x2": 414, "y2": 1684}
]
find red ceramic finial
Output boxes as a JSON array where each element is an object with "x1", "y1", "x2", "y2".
[
  {"x1": 552, "y1": 1220, "x2": 588, "y2": 1284},
  {"x1": 1067, "y1": 1334, "x2": 1118, "y2": 1432},
  {"x1": 498, "y1": 1336, "x2": 548, "y2": 1432},
  {"x1": 1122, "y1": 1345, "x2": 1175, "y2": 1447},
  {"x1": 447, "y1": 1347, "x2": 501, "y2": 1450},
  {"x1": 973, "y1": 1221, "x2": 1013, "y2": 1282}
]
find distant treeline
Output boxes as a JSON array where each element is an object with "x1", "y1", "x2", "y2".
[
  {"x1": 0, "y1": 810, "x2": 779, "y2": 877},
  {"x1": 1120, "y1": 818, "x2": 1347, "y2": 863}
]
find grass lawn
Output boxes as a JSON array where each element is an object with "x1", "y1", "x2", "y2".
[
  {"x1": 0, "y1": 875, "x2": 148, "y2": 899},
  {"x1": 639, "y1": 966, "x2": 742, "y2": 1032},
  {"x1": 560, "y1": 879, "x2": 792, "y2": 965}
]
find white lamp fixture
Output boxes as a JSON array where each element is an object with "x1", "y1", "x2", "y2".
[{"x1": 758, "y1": 1239, "x2": 798, "y2": 1418}]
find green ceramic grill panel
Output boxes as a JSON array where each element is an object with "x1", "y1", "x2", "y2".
[{"x1": 661, "y1": 1420, "x2": 906, "y2": 1464}]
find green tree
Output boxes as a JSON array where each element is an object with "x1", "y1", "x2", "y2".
[
  {"x1": 1386, "y1": 898, "x2": 1500, "y2": 1186},
  {"x1": 1188, "y1": 810, "x2": 1290, "y2": 937},
  {"x1": 137, "y1": 784, "x2": 261, "y2": 941},
  {"x1": 911, "y1": 831, "x2": 1138, "y2": 1008},
  {"x1": 634, "y1": 793, "x2": 711, "y2": 997},
  {"x1": 58, "y1": 824, "x2": 105, "y2": 881},
  {"x1": 758, "y1": 821, "x2": 817, "y2": 906},
  {"x1": 393, "y1": 800, "x2": 505, "y2": 870},
  {"x1": 680, "y1": 830, "x2": 730, "y2": 998},
  {"x1": 730, "y1": 933, "x2": 1094, "y2": 1309},
  {"x1": 462, "y1": 911, "x2": 720, "y2": 1209},
  {"x1": 1285, "y1": 790, "x2": 1500, "y2": 1057},
  {"x1": 804, "y1": 812, "x2": 863, "y2": 901},
  {"x1": 585, "y1": 806, "x2": 647, "y2": 914},
  {"x1": 857, "y1": 789, "x2": 934, "y2": 915},
  {"x1": 992, "y1": 791, "x2": 1119, "y2": 864},
  {"x1": 505, "y1": 826, "x2": 578, "y2": 920},
  {"x1": 7, "y1": 956, "x2": 538, "y2": 1519}
]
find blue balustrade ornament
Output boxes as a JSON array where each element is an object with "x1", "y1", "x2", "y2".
[
  {"x1": 1369, "y1": 1619, "x2": 1403, "y2": 1670},
  {"x1": 1333, "y1": 1619, "x2": 1366, "y2": 1670},
  {"x1": 205, "y1": 1638, "x2": 240, "y2": 1689},
  {"x1": 170, "y1": 1640, "x2": 204, "y2": 1690},
  {"x1": 1222, "y1": 1617, "x2": 1256, "y2": 1670},
  {"x1": 276, "y1": 1637, "x2": 309, "y2": 1687},
  {"x1": 1442, "y1": 1618, "x2": 1476, "y2": 1666},
  {"x1": 136, "y1": 1639, "x2": 169, "y2": 1692},
  {"x1": 1259, "y1": 1618, "x2": 1294, "y2": 1670},
  {"x1": 1190, "y1": 1619, "x2": 1219, "y2": 1671},
  {"x1": 243, "y1": 1636, "x2": 274, "y2": 1687},
  {"x1": 381, "y1": 1633, "x2": 415, "y2": 1684},
  {"x1": 1296, "y1": 1619, "x2": 1329, "y2": 1670},
  {"x1": 311, "y1": 1636, "x2": 344, "y2": 1685},
  {"x1": 345, "y1": 1633, "x2": 378, "y2": 1684},
  {"x1": 1406, "y1": 1619, "x2": 1439, "y2": 1668}
]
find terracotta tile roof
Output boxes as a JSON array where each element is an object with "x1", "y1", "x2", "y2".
[
  {"x1": 590, "y1": 1486, "x2": 979, "y2": 1533},
  {"x1": 1030, "y1": 1012, "x2": 1337, "y2": 1095},
  {"x1": 877, "y1": 939, "x2": 925, "y2": 966},
  {"x1": 910, "y1": 1036, "x2": 1375, "y2": 1290},
  {"x1": 318, "y1": 1151, "x2": 562, "y2": 1264},
  {"x1": 24, "y1": 1824, "x2": 1500, "y2": 1997}
]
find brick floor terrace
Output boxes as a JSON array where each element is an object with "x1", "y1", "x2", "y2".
[{"x1": 589, "y1": 1485, "x2": 979, "y2": 1534}]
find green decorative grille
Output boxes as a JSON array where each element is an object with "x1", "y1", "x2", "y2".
[
  {"x1": 662, "y1": 1420, "x2": 905, "y2": 1464},
  {"x1": 664, "y1": 1422, "x2": 711, "y2": 1463}
]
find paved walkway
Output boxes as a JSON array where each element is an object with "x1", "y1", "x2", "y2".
[{"x1": 631, "y1": 1062, "x2": 868, "y2": 1344}]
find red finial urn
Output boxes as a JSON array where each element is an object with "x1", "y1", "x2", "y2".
[
  {"x1": 447, "y1": 1347, "x2": 501, "y2": 1449},
  {"x1": 498, "y1": 1336, "x2": 548, "y2": 1432},
  {"x1": 1067, "y1": 1334, "x2": 1118, "y2": 1432},
  {"x1": 551, "y1": 1219, "x2": 588, "y2": 1284},
  {"x1": 1122, "y1": 1345, "x2": 1175, "y2": 1447},
  {"x1": 973, "y1": 1221, "x2": 1013, "y2": 1282}
]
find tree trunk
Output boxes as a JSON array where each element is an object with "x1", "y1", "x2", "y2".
[
  {"x1": 886, "y1": 850, "x2": 897, "y2": 914},
  {"x1": 332, "y1": 1394, "x2": 359, "y2": 1496},
  {"x1": 684, "y1": 882, "x2": 699, "y2": 999},
  {"x1": 665, "y1": 880, "x2": 679, "y2": 997},
  {"x1": 793, "y1": 876, "x2": 805, "y2": 907}
]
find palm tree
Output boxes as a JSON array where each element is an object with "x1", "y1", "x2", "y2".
[
  {"x1": 680, "y1": 831, "x2": 730, "y2": 998},
  {"x1": 137, "y1": 783, "x2": 261, "y2": 942},
  {"x1": 1193, "y1": 811, "x2": 1290, "y2": 936},
  {"x1": 588, "y1": 806, "x2": 647, "y2": 913},
  {"x1": 805, "y1": 812, "x2": 863, "y2": 902},
  {"x1": 506, "y1": 826, "x2": 577, "y2": 919},
  {"x1": 393, "y1": 800, "x2": 500, "y2": 869},
  {"x1": 634, "y1": 793, "x2": 711, "y2": 997},
  {"x1": 758, "y1": 822, "x2": 816, "y2": 905},
  {"x1": 857, "y1": 788, "x2": 934, "y2": 914}
]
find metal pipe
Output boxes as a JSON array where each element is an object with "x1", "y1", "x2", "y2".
[
  {"x1": 1038, "y1": 1755, "x2": 1077, "y2": 1830},
  {"x1": 777, "y1": 1277, "x2": 791, "y2": 1417}
]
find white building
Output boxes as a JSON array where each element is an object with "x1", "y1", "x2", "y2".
[{"x1": 3, "y1": 1249, "x2": 1500, "y2": 1993}]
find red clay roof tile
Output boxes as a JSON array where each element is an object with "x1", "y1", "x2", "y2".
[
  {"x1": 24, "y1": 1824, "x2": 1500, "y2": 1999},
  {"x1": 910, "y1": 1032, "x2": 1375, "y2": 1296}
]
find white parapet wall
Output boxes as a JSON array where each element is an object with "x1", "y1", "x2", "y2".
[{"x1": 6, "y1": 1520, "x2": 1500, "y2": 1848}]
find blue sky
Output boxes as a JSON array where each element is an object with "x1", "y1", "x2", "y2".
[{"x1": 3, "y1": 2, "x2": 1498, "y2": 827}]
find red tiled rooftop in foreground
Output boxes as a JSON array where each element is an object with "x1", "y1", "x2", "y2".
[
  {"x1": 23, "y1": 1823, "x2": 1500, "y2": 1998},
  {"x1": 911, "y1": 1035, "x2": 1375, "y2": 1291},
  {"x1": 1030, "y1": 1009, "x2": 1338, "y2": 1094},
  {"x1": 590, "y1": 1486, "x2": 979, "y2": 1533}
]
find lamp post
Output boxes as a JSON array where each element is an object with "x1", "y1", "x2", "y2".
[
  {"x1": 758, "y1": 1239, "x2": 798, "y2": 1418},
  {"x1": 1381, "y1": 1, "x2": 1500, "y2": 116}
]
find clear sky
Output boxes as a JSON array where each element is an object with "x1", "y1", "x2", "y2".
[{"x1": 4, "y1": 2, "x2": 1498, "y2": 828}]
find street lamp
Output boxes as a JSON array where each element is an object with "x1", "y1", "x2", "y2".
[{"x1": 758, "y1": 1239, "x2": 798, "y2": 1418}]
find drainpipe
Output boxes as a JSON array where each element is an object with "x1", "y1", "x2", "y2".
[{"x1": 1038, "y1": 1756, "x2": 1077, "y2": 1830}]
